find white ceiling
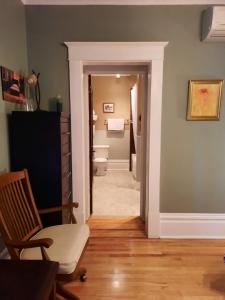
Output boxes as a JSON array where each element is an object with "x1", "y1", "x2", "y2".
[{"x1": 21, "y1": 0, "x2": 225, "y2": 5}]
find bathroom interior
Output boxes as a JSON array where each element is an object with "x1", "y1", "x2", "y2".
[{"x1": 91, "y1": 74, "x2": 142, "y2": 216}]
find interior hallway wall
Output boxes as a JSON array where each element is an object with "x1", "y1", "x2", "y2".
[
  {"x1": 93, "y1": 76, "x2": 136, "y2": 160},
  {"x1": 0, "y1": 0, "x2": 28, "y2": 256},
  {"x1": 25, "y1": 5, "x2": 225, "y2": 213},
  {"x1": 0, "y1": 0, "x2": 28, "y2": 173}
]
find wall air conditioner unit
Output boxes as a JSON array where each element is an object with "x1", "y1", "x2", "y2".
[{"x1": 201, "y1": 6, "x2": 225, "y2": 42}]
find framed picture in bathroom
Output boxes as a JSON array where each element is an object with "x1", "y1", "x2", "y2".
[{"x1": 103, "y1": 103, "x2": 114, "y2": 113}]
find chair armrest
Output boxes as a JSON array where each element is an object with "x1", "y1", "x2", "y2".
[
  {"x1": 38, "y1": 202, "x2": 79, "y2": 215},
  {"x1": 5, "y1": 238, "x2": 53, "y2": 250},
  {"x1": 5, "y1": 238, "x2": 53, "y2": 260}
]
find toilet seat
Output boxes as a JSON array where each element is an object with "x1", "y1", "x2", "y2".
[{"x1": 94, "y1": 158, "x2": 107, "y2": 163}]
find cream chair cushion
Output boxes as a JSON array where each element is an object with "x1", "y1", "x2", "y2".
[{"x1": 20, "y1": 224, "x2": 89, "y2": 274}]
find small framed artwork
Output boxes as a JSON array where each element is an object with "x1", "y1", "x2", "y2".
[
  {"x1": 187, "y1": 80, "x2": 223, "y2": 121},
  {"x1": 0, "y1": 66, "x2": 25, "y2": 103},
  {"x1": 103, "y1": 103, "x2": 114, "y2": 113}
]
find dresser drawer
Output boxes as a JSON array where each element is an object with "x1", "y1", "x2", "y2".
[
  {"x1": 60, "y1": 113, "x2": 69, "y2": 123},
  {"x1": 61, "y1": 158, "x2": 70, "y2": 175},
  {"x1": 61, "y1": 143, "x2": 70, "y2": 156},
  {"x1": 61, "y1": 151, "x2": 71, "y2": 159},
  {"x1": 62, "y1": 190, "x2": 72, "y2": 205},
  {"x1": 60, "y1": 114, "x2": 71, "y2": 225},
  {"x1": 62, "y1": 209, "x2": 71, "y2": 224},
  {"x1": 62, "y1": 172, "x2": 72, "y2": 198},
  {"x1": 61, "y1": 132, "x2": 70, "y2": 145},
  {"x1": 61, "y1": 152, "x2": 71, "y2": 174},
  {"x1": 61, "y1": 122, "x2": 70, "y2": 134}
]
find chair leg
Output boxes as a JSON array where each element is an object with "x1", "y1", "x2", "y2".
[
  {"x1": 56, "y1": 267, "x2": 87, "y2": 299},
  {"x1": 57, "y1": 267, "x2": 87, "y2": 283},
  {"x1": 56, "y1": 282, "x2": 80, "y2": 300},
  {"x1": 74, "y1": 267, "x2": 87, "y2": 282},
  {"x1": 49, "y1": 281, "x2": 56, "y2": 300}
]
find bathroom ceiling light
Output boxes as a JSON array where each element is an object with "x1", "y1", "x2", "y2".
[{"x1": 116, "y1": 74, "x2": 121, "y2": 78}]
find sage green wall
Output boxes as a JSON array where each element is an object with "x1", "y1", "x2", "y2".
[
  {"x1": 25, "y1": 5, "x2": 225, "y2": 213},
  {"x1": 0, "y1": 0, "x2": 28, "y2": 255},
  {"x1": 0, "y1": 0, "x2": 28, "y2": 173}
]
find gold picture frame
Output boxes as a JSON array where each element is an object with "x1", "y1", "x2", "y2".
[{"x1": 187, "y1": 80, "x2": 223, "y2": 121}]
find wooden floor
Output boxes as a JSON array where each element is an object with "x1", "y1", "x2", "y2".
[{"x1": 66, "y1": 216, "x2": 225, "y2": 299}]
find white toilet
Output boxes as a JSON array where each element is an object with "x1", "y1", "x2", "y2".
[{"x1": 93, "y1": 145, "x2": 110, "y2": 176}]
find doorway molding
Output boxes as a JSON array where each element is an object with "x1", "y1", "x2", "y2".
[{"x1": 65, "y1": 42, "x2": 168, "y2": 238}]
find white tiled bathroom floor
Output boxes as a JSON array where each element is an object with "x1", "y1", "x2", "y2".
[{"x1": 93, "y1": 170, "x2": 140, "y2": 216}]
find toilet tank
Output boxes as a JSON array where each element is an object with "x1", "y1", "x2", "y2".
[{"x1": 93, "y1": 145, "x2": 109, "y2": 159}]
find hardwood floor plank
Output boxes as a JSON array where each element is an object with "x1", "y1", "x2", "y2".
[
  {"x1": 88, "y1": 216, "x2": 145, "y2": 230},
  {"x1": 67, "y1": 216, "x2": 225, "y2": 299},
  {"x1": 90, "y1": 229, "x2": 146, "y2": 238}
]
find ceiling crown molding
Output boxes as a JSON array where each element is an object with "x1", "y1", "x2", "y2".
[{"x1": 21, "y1": 0, "x2": 225, "y2": 6}]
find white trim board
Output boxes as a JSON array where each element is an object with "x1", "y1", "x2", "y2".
[
  {"x1": 22, "y1": 0, "x2": 225, "y2": 5},
  {"x1": 160, "y1": 213, "x2": 225, "y2": 239},
  {"x1": 65, "y1": 42, "x2": 168, "y2": 238}
]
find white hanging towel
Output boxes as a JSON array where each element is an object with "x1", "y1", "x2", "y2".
[{"x1": 107, "y1": 118, "x2": 125, "y2": 131}]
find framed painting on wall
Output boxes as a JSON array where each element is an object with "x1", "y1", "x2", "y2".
[
  {"x1": 187, "y1": 80, "x2": 223, "y2": 120},
  {"x1": 103, "y1": 103, "x2": 114, "y2": 113},
  {"x1": 187, "y1": 80, "x2": 223, "y2": 121},
  {"x1": 0, "y1": 66, "x2": 25, "y2": 103}
]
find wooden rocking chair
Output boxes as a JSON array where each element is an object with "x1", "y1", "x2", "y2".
[{"x1": 0, "y1": 169, "x2": 89, "y2": 300}]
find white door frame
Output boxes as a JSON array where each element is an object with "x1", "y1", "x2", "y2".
[{"x1": 65, "y1": 42, "x2": 168, "y2": 238}]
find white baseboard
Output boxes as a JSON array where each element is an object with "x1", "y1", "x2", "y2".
[
  {"x1": 160, "y1": 213, "x2": 225, "y2": 239},
  {"x1": 108, "y1": 159, "x2": 129, "y2": 170}
]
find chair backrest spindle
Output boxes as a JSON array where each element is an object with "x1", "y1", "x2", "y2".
[{"x1": 0, "y1": 170, "x2": 43, "y2": 258}]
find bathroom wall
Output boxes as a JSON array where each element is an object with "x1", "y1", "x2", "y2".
[{"x1": 92, "y1": 75, "x2": 137, "y2": 160}]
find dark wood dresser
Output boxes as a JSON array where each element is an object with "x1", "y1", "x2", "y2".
[{"x1": 9, "y1": 111, "x2": 72, "y2": 227}]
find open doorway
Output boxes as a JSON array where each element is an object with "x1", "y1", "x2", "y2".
[
  {"x1": 65, "y1": 42, "x2": 168, "y2": 238},
  {"x1": 86, "y1": 65, "x2": 148, "y2": 235},
  {"x1": 90, "y1": 74, "x2": 142, "y2": 217}
]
